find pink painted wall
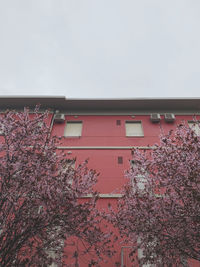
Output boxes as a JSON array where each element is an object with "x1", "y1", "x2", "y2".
[
  {"x1": 51, "y1": 114, "x2": 199, "y2": 266},
  {"x1": 52, "y1": 114, "x2": 199, "y2": 146}
]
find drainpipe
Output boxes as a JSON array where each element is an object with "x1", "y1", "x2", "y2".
[{"x1": 49, "y1": 110, "x2": 57, "y2": 134}]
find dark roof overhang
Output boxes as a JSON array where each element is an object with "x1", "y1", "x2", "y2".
[{"x1": 0, "y1": 96, "x2": 200, "y2": 113}]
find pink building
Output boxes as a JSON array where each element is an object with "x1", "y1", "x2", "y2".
[{"x1": 1, "y1": 97, "x2": 200, "y2": 267}]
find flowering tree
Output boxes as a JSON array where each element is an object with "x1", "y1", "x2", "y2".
[
  {"x1": 0, "y1": 107, "x2": 113, "y2": 267},
  {"x1": 113, "y1": 123, "x2": 200, "y2": 266}
]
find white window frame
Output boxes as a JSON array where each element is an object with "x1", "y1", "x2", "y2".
[
  {"x1": 125, "y1": 121, "x2": 144, "y2": 137},
  {"x1": 61, "y1": 159, "x2": 76, "y2": 185},
  {"x1": 130, "y1": 160, "x2": 148, "y2": 193},
  {"x1": 64, "y1": 121, "x2": 82, "y2": 137},
  {"x1": 137, "y1": 237, "x2": 157, "y2": 267},
  {"x1": 0, "y1": 125, "x2": 4, "y2": 135},
  {"x1": 188, "y1": 121, "x2": 200, "y2": 136}
]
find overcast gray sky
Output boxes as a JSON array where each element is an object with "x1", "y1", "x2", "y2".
[{"x1": 0, "y1": 0, "x2": 200, "y2": 98}]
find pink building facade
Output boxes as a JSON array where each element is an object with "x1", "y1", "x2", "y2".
[{"x1": 1, "y1": 97, "x2": 200, "y2": 267}]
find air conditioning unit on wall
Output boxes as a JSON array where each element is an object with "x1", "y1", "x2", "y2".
[
  {"x1": 54, "y1": 114, "x2": 65, "y2": 123},
  {"x1": 164, "y1": 113, "x2": 175, "y2": 122},
  {"x1": 150, "y1": 113, "x2": 161, "y2": 123}
]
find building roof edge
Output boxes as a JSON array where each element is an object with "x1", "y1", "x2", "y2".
[{"x1": 0, "y1": 96, "x2": 199, "y2": 112}]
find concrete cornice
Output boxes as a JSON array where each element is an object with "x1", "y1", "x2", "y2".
[
  {"x1": 79, "y1": 193, "x2": 122, "y2": 198},
  {"x1": 57, "y1": 146, "x2": 155, "y2": 150}
]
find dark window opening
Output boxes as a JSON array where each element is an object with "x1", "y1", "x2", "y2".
[{"x1": 118, "y1": 156, "x2": 123, "y2": 164}]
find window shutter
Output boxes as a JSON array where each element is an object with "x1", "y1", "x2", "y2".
[
  {"x1": 125, "y1": 122, "x2": 143, "y2": 136},
  {"x1": 64, "y1": 122, "x2": 82, "y2": 137}
]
